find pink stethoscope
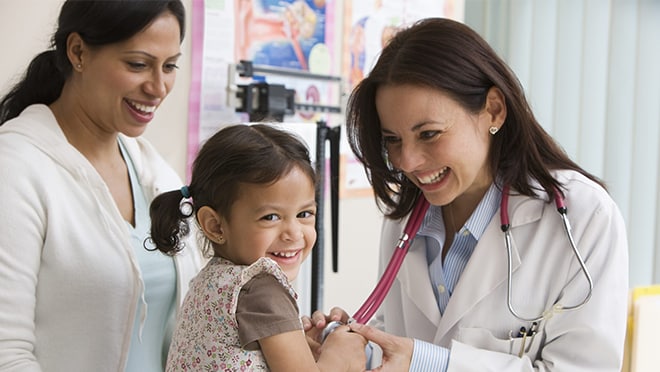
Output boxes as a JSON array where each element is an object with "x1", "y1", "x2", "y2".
[{"x1": 322, "y1": 185, "x2": 593, "y2": 339}]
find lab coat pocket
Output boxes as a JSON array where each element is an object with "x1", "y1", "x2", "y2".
[{"x1": 457, "y1": 326, "x2": 543, "y2": 359}]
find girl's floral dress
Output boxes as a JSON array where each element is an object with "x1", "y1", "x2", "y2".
[{"x1": 166, "y1": 257, "x2": 298, "y2": 371}]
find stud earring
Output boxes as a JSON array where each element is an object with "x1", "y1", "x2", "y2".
[{"x1": 489, "y1": 126, "x2": 499, "y2": 135}]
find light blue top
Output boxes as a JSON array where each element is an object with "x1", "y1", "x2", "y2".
[
  {"x1": 120, "y1": 141, "x2": 177, "y2": 371},
  {"x1": 410, "y1": 183, "x2": 501, "y2": 372}
]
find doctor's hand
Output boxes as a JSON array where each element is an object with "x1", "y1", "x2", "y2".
[{"x1": 349, "y1": 322, "x2": 413, "y2": 372}]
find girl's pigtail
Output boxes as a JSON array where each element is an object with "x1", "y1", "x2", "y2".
[{"x1": 146, "y1": 188, "x2": 193, "y2": 256}]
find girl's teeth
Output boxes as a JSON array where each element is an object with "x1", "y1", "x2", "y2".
[{"x1": 272, "y1": 251, "x2": 297, "y2": 258}]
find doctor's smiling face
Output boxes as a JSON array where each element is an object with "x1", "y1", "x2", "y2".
[
  {"x1": 67, "y1": 11, "x2": 182, "y2": 138},
  {"x1": 377, "y1": 83, "x2": 506, "y2": 208}
]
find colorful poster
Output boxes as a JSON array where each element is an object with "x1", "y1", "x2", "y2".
[
  {"x1": 343, "y1": 0, "x2": 463, "y2": 90},
  {"x1": 235, "y1": 0, "x2": 332, "y2": 72},
  {"x1": 233, "y1": 0, "x2": 338, "y2": 124}
]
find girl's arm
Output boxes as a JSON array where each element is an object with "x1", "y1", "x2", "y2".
[{"x1": 260, "y1": 325, "x2": 367, "y2": 372}]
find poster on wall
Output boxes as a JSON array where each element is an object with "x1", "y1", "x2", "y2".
[
  {"x1": 233, "y1": 0, "x2": 339, "y2": 125},
  {"x1": 187, "y1": 0, "x2": 338, "y2": 178},
  {"x1": 339, "y1": 0, "x2": 465, "y2": 198},
  {"x1": 234, "y1": 0, "x2": 333, "y2": 72},
  {"x1": 185, "y1": 0, "x2": 236, "y2": 179}
]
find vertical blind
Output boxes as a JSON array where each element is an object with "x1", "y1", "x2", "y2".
[{"x1": 464, "y1": 0, "x2": 660, "y2": 287}]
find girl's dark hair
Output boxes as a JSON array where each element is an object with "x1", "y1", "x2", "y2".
[
  {"x1": 149, "y1": 124, "x2": 317, "y2": 256},
  {"x1": 0, "y1": 0, "x2": 185, "y2": 124},
  {"x1": 346, "y1": 17, "x2": 604, "y2": 219}
]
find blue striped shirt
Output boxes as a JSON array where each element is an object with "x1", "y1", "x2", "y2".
[{"x1": 409, "y1": 183, "x2": 501, "y2": 371}]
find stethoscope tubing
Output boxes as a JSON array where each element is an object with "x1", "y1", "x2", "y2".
[
  {"x1": 351, "y1": 196, "x2": 430, "y2": 324},
  {"x1": 501, "y1": 185, "x2": 593, "y2": 322}
]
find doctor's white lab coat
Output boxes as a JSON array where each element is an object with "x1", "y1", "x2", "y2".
[{"x1": 371, "y1": 170, "x2": 629, "y2": 371}]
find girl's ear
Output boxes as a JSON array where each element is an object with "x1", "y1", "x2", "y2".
[{"x1": 197, "y1": 206, "x2": 225, "y2": 244}]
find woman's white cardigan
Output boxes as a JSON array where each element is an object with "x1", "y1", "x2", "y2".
[{"x1": 0, "y1": 104, "x2": 203, "y2": 371}]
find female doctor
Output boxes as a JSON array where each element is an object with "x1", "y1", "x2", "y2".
[{"x1": 304, "y1": 18, "x2": 629, "y2": 371}]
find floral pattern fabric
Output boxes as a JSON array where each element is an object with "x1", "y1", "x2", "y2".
[{"x1": 166, "y1": 257, "x2": 297, "y2": 371}]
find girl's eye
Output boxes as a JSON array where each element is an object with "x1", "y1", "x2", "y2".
[
  {"x1": 261, "y1": 214, "x2": 280, "y2": 221},
  {"x1": 297, "y1": 210, "x2": 316, "y2": 219}
]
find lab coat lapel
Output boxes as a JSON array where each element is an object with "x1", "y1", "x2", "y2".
[
  {"x1": 398, "y1": 237, "x2": 442, "y2": 326},
  {"x1": 434, "y1": 194, "x2": 544, "y2": 342}
]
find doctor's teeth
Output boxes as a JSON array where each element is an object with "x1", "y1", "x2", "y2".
[{"x1": 418, "y1": 167, "x2": 448, "y2": 184}]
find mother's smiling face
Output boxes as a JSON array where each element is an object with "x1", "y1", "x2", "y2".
[{"x1": 67, "y1": 11, "x2": 182, "y2": 137}]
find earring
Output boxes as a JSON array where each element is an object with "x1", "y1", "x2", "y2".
[
  {"x1": 489, "y1": 126, "x2": 499, "y2": 135},
  {"x1": 215, "y1": 235, "x2": 225, "y2": 244}
]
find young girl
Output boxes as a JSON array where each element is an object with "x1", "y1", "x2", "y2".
[{"x1": 148, "y1": 124, "x2": 366, "y2": 372}]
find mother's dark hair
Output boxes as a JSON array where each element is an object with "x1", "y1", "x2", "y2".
[
  {"x1": 346, "y1": 17, "x2": 603, "y2": 219},
  {"x1": 0, "y1": 0, "x2": 185, "y2": 124}
]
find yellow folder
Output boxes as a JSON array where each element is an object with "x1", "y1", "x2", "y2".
[{"x1": 622, "y1": 285, "x2": 660, "y2": 372}]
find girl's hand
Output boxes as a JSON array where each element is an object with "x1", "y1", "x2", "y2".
[
  {"x1": 302, "y1": 306, "x2": 350, "y2": 332},
  {"x1": 302, "y1": 307, "x2": 352, "y2": 358},
  {"x1": 317, "y1": 325, "x2": 368, "y2": 372}
]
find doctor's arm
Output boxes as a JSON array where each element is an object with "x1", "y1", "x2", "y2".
[{"x1": 349, "y1": 323, "x2": 450, "y2": 372}]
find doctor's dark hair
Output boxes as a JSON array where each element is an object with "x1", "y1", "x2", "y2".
[
  {"x1": 0, "y1": 0, "x2": 185, "y2": 124},
  {"x1": 345, "y1": 17, "x2": 605, "y2": 219},
  {"x1": 148, "y1": 124, "x2": 317, "y2": 256}
]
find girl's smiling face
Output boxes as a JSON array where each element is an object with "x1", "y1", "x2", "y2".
[
  {"x1": 377, "y1": 83, "x2": 505, "y2": 207},
  {"x1": 215, "y1": 166, "x2": 317, "y2": 282}
]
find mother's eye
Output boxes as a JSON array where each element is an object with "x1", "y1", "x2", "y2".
[
  {"x1": 164, "y1": 63, "x2": 180, "y2": 73},
  {"x1": 127, "y1": 62, "x2": 147, "y2": 69}
]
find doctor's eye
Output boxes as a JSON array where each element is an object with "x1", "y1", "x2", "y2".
[
  {"x1": 419, "y1": 130, "x2": 441, "y2": 140},
  {"x1": 381, "y1": 135, "x2": 400, "y2": 145}
]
